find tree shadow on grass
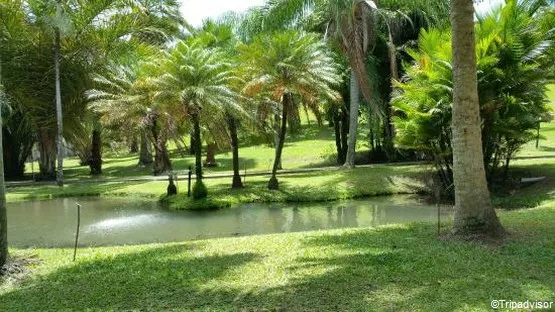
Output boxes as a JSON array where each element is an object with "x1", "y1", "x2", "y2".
[
  {"x1": 2, "y1": 221, "x2": 553, "y2": 311},
  {"x1": 1, "y1": 243, "x2": 261, "y2": 311}
]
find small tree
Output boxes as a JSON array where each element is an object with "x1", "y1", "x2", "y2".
[
  {"x1": 155, "y1": 42, "x2": 241, "y2": 199},
  {"x1": 239, "y1": 31, "x2": 341, "y2": 190}
]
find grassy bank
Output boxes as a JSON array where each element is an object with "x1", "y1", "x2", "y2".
[
  {"x1": 164, "y1": 165, "x2": 425, "y2": 210},
  {"x1": 1, "y1": 202, "x2": 553, "y2": 311}
]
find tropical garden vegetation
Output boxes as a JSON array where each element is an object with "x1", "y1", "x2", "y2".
[{"x1": 1, "y1": 0, "x2": 555, "y2": 309}]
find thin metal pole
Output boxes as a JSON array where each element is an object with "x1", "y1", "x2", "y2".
[{"x1": 73, "y1": 203, "x2": 81, "y2": 261}]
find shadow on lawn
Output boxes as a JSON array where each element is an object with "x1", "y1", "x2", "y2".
[
  {"x1": 3, "y1": 222, "x2": 553, "y2": 311},
  {"x1": 2, "y1": 221, "x2": 553, "y2": 311}
]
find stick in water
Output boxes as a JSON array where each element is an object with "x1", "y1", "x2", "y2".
[{"x1": 73, "y1": 203, "x2": 81, "y2": 261}]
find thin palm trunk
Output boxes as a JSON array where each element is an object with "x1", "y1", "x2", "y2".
[
  {"x1": 192, "y1": 113, "x2": 203, "y2": 183},
  {"x1": 55, "y1": 28, "x2": 64, "y2": 186},
  {"x1": 274, "y1": 111, "x2": 282, "y2": 170},
  {"x1": 268, "y1": 93, "x2": 290, "y2": 190},
  {"x1": 0, "y1": 60, "x2": 7, "y2": 267},
  {"x1": 383, "y1": 30, "x2": 398, "y2": 161},
  {"x1": 450, "y1": 0, "x2": 504, "y2": 236},
  {"x1": 344, "y1": 69, "x2": 359, "y2": 168},
  {"x1": 227, "y1": 115, "x2": 243, "y2": 188}
]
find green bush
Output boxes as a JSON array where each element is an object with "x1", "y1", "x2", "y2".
[
  {"x1": 192, "y1": 180, "x2": 208, "y2": 199},
  {"x1": 393, "y1": 2, "x2": 552, "y2": 190}
]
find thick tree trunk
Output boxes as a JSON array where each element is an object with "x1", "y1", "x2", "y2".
[
  {"x1": 204, "y1": 143, "x2": 217, "y2": 167},
  {"x1": 228, "y1": 115, "x2": 243, "y2": 188},
  {"x1": 54, "y1": 28, "x2": 64, "y2": 186},
  {"x1": 269, "y1": 93, "x2": 291, "y2": 190},
  {"x1": 89, "y1": 128, "x2": 102, "y2": 175},
  {"x1": 151, "y1": 116, "x2": 172, "y2": 176},
  {"x1": 37, "y1": 128, "x2": 56, "y2": 181},
  {"x1": 138, "y1": 130, "x2": 153, "y2": 166},
  {"x1": 450, "y1": 0, "x2": 504, "y2": 237},
  {"x1": 344, "y1": 69, "x2": 359, "y2": 168},
  {"x1": 0, "y1": 63, "x2": 8, "y2": 267}
]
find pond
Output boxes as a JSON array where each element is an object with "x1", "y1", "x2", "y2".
[{"x1": 7, "y1": 197, "x2": 453, "y2": 248}]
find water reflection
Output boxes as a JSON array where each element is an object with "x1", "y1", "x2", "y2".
[{"x1": 7, "y1": 196, "x2": 453, "y2": 248}]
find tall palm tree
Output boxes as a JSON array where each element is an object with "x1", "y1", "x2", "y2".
[
  {"x1": 0, "y1": 59, "x2": 7, "y2": 267},
  {"x1": 245, "y1": 0, "x2": 449, "y2": 167},
  {"x1": 191, "y1": 19, "x2": 248, "y2": 188},
  {"x1": 155, "y1": 42, "x2": 241, "y2": 199},
  {"x1": 239, "y1": 31, "x2": 341, "y2": 190},
  {"x1": 450, "y1": 0, "x2": 504, "y2": 236}
]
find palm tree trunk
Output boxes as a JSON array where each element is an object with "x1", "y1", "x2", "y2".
[
  {"x1": 274, "y1": 111, "x2": 282, "y2": 170},
  {"x1": 192, "y1": 113, "x2": 203, "y2": 182},
  {"x1": 268, "y1": 93, "x2": 290, "y2": 190},
  {"x1": 340, "y1": 104, "x2": 349, "y2": 164},
  {"x1": 138, "y1": 130, "x2": 153, "y2": 166},
  {"x1": 450, "y1": 0, "x2": 504, "y2": 237},
  {"x1": 0, "y1": 60, "x2": 8, "y2": 267},
  {"x1": 89, "y1": 128, "x2": 102, "y2": 175},
  {"x1": 204, "y1": 143, "x2": 217, "y2": 167},
  {"x1": 37, "y1": 129, "x2": 56, "y2": 181},
  {"x1": 151, "y1": 115, "x2": 171, "y2": 176},
  {"x1": 227, "y1": 115, "x2": 243, "y2": 188},
  {"x1": 129, "y1": 137, "x2": 138, "y2": 154},
  {"x1": 344, "y1": 69, "x2": 359, "y2": 168},
  {"x1": 333, "y1": 112, "x2": 343, "y2": 165},
  {"x1": 54, "y1": 27, "x2": 64, "y2": 186}
]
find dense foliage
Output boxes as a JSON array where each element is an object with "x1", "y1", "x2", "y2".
[{"x1": 393, "y1": 0, "x2": 554, "y2": 193}]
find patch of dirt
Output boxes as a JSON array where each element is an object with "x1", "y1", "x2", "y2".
[{"x1": 1, "y1": 254, "x2": 41, "y2": 283}]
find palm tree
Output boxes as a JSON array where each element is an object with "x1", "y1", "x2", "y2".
[
  {"x1": 0, "y1": 59, "x2": 7, "y2": 267},
  {"x1": 1, "y1": 0, "x2": 183, "y2": 181},
  {"x1": 244, "y1": 0, "x2": 450, "y2": 167},
  {"x1": 450, "y1": 0, "x2": 504, "y2": 236},
  {"x1": 239, "y1": 31, "x2": 341, "y2": 190},
  {"x1": 87, "y1": 62, "x2": 172, "y2": 175},
  {"x1": 191, "y1": 20, "x2": 248, "y2": 188},
  {"x1": 155, "y1": 41, "x2": 241, "y2": 199}
]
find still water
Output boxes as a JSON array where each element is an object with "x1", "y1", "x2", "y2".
[{"x1": 7, "y1": 197, "x2": 453, "y2": 248}]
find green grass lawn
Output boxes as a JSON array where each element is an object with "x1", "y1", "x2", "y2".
[{"x1": 1, "y1": 202, "x2": 553, "y2": 311}]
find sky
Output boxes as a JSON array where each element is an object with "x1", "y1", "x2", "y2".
[{"x1": 179, "y1": 0, "x2": 506, "y2": 27}]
